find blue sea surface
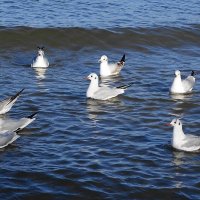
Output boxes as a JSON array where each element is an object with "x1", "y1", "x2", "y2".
[{"x1": 0, "y1": 0, "x2": 200, "y2": 28}]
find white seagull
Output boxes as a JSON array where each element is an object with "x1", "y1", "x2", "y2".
[
  {"x1": 0, "y1": 112, "x2": 37, "y2": 132},
  {"x1": 170, "y1": 70, "x2": 196, "y2": 94},
  {"x1": 166, "y1": 118, "x2": 200, "y2": 152},
  {"x1": 31, "y1": 46, "x2": 49, "y2": 68},
  {"x1": 99, "y1": 54, "x2": 125, "y2": 77},
  {"x1": 86, "y1": 73, "x2": 132, "y2": 100},
  {"x1": 0, "y1": 130, "x2": 20, "y2": 149},
  {"x1": 0, "y1": 89, "x2": 24, "y2": 115}
]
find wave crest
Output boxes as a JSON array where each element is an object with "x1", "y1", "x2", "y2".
[{"x1": 0, "y1": 25, "x2": 200, "y2": 50}]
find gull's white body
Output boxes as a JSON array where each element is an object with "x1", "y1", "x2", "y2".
[
  {"x1": 31, "y1": 48, "x2": 49, "y2": 68},
  {"x1": 0, "y1": 130, "x2": 20, "y2": 149},
  {"x1": 0, "y1": 89, "x2": 24, "y2": 115},
  {"x1": 170, "y1": 70, "x2": 195, "y2": 94},
  {"x1": 99, "y1": 55, "x2": 125, "y2": 77},
  {"x1": 168, "y1": 118, "x2": 200, "y2": 152},
  {"x1": 0, "y1": 113, "x2": 37, "y2": 132},
  {"x1": 86, "y1": 73, "x2": 130, "y2": 100}
]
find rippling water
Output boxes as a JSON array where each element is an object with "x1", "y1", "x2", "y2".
[
  {"x1": 1, "y1": 0, "x2": 200, "y2": 28},
  {"x1": 0, "y1": 1, "x2": 200, "y2": 200}
]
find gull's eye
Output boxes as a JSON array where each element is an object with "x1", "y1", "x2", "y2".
[
  {"x1": 174, "y1": 121, "x2": 176, "y2": 124},
  {"x1": 91, "y1": 75, "x2": 93, "y2": 78},
  {"x1": 179, "y1": 122, "x2": 180, "y2": 125},
  {"x1": 95, "y1": 77, "x2": 96, "y2": 79}
]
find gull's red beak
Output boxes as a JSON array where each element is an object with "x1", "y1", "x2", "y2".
[
  {"x1": 85, "y1": 76, "x2": 90, "y2": 80},
  {"x1": 165, "y1": 123, "x2": 172, "y2": 126}
]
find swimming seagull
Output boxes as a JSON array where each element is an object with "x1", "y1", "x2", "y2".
[
  {"x1": 166, "y1": 118, "x2": 200, "y2": 152},
  {"x1": 0, "y1": 89, "x2": 24, "y2": 115},
  {"x1": 0, "y1": 130, "x2": 20, "y2": 149},
  {"x1": 0, "y1": 112, "x2": 37, "y2": 132},
  {"x1": 31, "y1": 46, "x2": 49, "y2": 68},
  {"x1": 170, "y1": 70, "x2": 196, "y2": 94},
  {"x1": 86, "y1": 73, "x2": 132, "y2": 100},
  {"x1": 99, "y1": 54, "x2": 125, "y2": 77}
]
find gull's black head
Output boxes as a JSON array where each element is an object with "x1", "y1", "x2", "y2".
[
  {"x1": 37, "y1": 46, "x2": 45, "y2": 50},
  {"x1": 37, "y1": 47, "x2": 45, "y2": 56},
  {"x1": 191, "y1": 70, "x2": 196, "y2": 76}
]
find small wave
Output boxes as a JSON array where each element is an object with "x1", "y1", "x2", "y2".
[{"x1": 0, "y1": 25, "x2": 200, "y2": 50}]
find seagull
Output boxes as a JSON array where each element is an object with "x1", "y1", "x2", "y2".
[
  {"x1": 0, "y1": 112, "x2": 37, "y2": 132},
  {"x1": 86, "y1": 73, "x2": 132, "y2": 100},
  {"x1": 0, "y1": 89, "x2": 24, "y2": 115},
  {"x1": 166, "y1": 118, "x2": 200, "y2": 152},
  {"x1": 99, "y1": 54, "x2": 125, "y2": 77},
  {"x1": 170, "y1": 70, "x2": 196, "y2": 94},
  {"x1": 0, "y1": 130, "x2": 20, "y2": 149},
  {"x1": 31, "y1": 46, "x2": 49, "y2": 68}
]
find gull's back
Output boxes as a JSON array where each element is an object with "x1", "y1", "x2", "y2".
[
  {"x1": 181, "y1": 134, "x2": 200, "y2": 151},
  {"x1": 0, "y1": 131, "x2": 19, "y2": 148},
  {"x1": 93, "y1": 86, "x2": 124, "y2": 100},
  {"x1": 182, "y1": 76, "x2": 195, "y2": 92}
]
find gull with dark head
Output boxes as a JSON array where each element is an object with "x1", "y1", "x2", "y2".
[
  {"x1": 99, "y1": 54, "x2": 125, "y2": 77},
  {"x1": 166, "y1": 118, "x2": 200, "y2": 152},
  {"x1": 31, "y1": 46, "x2": 49, "y2": 68},
  {"x1": 86, "y1": 73, "x2": 132, "y2": 100},
  {"x1": 170, "y1": 70, "x2": 196, "y2": 94},
  {"x1": 0, "y1": 89, "x2": 24, "y2": 115}
]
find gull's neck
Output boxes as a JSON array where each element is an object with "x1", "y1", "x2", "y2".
[
  {"x1": 100, "y1": 61, "x2": 110, "y2": 76},
  {"x1": 172, "y1": 124, "x2": 185, "y2": 147},
  {"x1": 37, "y1": 55, "x2": 44, "y2": 60},
  {"x1": 87, "y1": 79, "x2": 99, "y2": 98},
  {"x1": 171, "y1": 75, "x2": 184, "y2": 93}
]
